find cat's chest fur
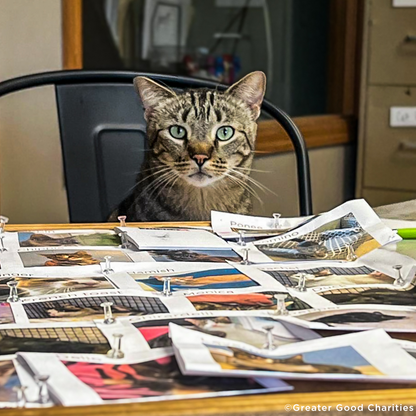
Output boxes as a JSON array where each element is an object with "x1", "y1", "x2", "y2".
[{"x1": 122, "y1": 169, "x2": 252, "y2": 222}]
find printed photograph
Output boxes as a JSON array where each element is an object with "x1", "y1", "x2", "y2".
[
  {"x1": 0, "y1": 303, "x2": 15, "y2": 325},
  {"x1": 145, "y1": 249, "x2": 241, "y2": 263},
  {"x1": 131, "y1": 268, "x2": 258, "y2": 292},
  {"x1": 318, "y1": 285, "x2": 416, "y2": 307},
  {"x1": 207, "y1": 344, "x2": 382, "y2": 376},
  {"x1": 18, "y1": 231, "x2": 120, "y2": 248},
  {"x1": 63, "y1": 355, "x2": 268, "y2": 401},
  {"x1": 256, "y1": 213, "x2": 379, "y2": 262},
  {"x1": 23, "y1": 295, "x2": 169, "y2": 323},
  {"x1": 0, "y1": 326, "x2": 110, "y2": 355},
  {"x1": 0, "y1": 276, "x2": 113, "y2": 301},
  {"x1": 19, "y1": 249, "x2": 133, "y2": 267},
  {"x1": 186, "y1": 292, "x2": 310, "y2": 312},
  {"x1": 296, "y1": 308, "x2": 416, "y2": 330},
  {"x1": 228, "y1": 215, "x2": 315, "y2": 239},
  {"x1": 0, "y1": 360, "x2": 21, "y2": 403},
  {"x1": 134, "y1": 315, "x2": 314, "y2": 349},
  {"x1": 263, "y1": 266, "x2": 395, "y2": 289}
]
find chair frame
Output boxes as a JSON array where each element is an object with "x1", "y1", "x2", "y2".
[{"x1": 0, "y1": 70, "x2": 313, "y2": 216}]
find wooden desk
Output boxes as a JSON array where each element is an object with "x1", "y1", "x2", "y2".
[{"x1": 3, "y1": 222, "x2": 416, "y2": 416}]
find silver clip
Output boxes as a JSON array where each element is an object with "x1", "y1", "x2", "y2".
[
  {"x1": 35, "y1": 374, "x2": 50, "y2": 404},
  {"x1": 102, "y1": 256, "x2": 114, "y2": 274},
  {"x1": 262, "y1": 325, "x2": 276, "y2": 351},
  {"x1": 162, "y1": 277, "x2": 172, "y2": 297},
  {"x1": 296, "y1": 273, "x2": 307, "y2": 292},
  {"x1": 101, "y1": 301, "x2": 115, "y2": 324},
  {"x1": 237, "y1": 230, "x2": 246, "y2": 246},
  {"x1": 272, "y1": 213, "x2": 281, "y2": 229},
  {"x1": 346, "y1": 243, "x2": 357, "y2": 262},
  {"x1": 240, "y1": 247, "x2": 251, "y2": 265},
  {"x1": 393, "y1": 265, "x2": 405, "y2": 286},
  {"x1": 274, "y1": 294, "x2": 288, "y2": 316},
  {"x1": 107, "y1": 333, "x2": 125, "y2": 359},
  {"x1": 119, "y1": 231, "x2": 129, "y2": 249},
  {"x1": 7, "y1": 279, "x2": 19, "y2": 302},
  {"x1": 0, "y1": 235, "x2": 7, "y2": 253},
  {"x1": 0, "y1": 216, "x2": 9, "y2": 233},
  {"x1": 13, "y1": 385, "x2": 28, "y2": 408}
]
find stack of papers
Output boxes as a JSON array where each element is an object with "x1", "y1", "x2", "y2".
[{"x1": 0, "y1": 199, "x2": 415, "y2": 408}]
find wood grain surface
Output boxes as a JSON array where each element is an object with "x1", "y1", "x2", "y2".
[
  {"x1": 255, "y1": 115, "x2": 355, "y2": 154},
  {"x1": 62, "y1": 0, "x2": 83, "y2": 69}
]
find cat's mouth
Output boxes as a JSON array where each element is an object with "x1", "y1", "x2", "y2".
[
  {"x1": 185, "y1": 171, "x2": 220, "y2": 188},
  {"x1": 188, "y1": 172, "x2": 212, "y2": 179}
]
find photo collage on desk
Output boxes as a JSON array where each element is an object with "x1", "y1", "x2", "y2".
[{"x1": 2, "y1": 200, "x2": 416, "y2": 407}]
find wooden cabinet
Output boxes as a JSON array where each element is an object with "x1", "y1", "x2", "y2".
[
  {"x1": 357, "y1": 0, "x2": 416, "y2": 206},
  {"x1": 368, "y1": 0, "x2": 416, "y2": 85}
]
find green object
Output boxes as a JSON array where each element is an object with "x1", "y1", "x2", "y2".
[{"x1": 397, "y1": 228, "x2": 416, "y2": 239}]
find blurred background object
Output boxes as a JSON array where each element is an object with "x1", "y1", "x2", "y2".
[
  {"x1": 83, "y1": 0, "x2": 330, "y2": 116},
  {"x1": 0, "y1": 0, "x2": 364, "y2": 223}
]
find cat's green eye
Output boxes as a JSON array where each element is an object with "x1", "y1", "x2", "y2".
[
  {"x1": 216, "y1": 126, "x2": 235, "y2": 141},
  {"x1": 169, "y1": 125, "x2": 186, "y2": 139}
]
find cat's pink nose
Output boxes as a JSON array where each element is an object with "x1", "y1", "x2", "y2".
[{"x1": 192, "y1": 154, "x2": 209, "y2": 167}]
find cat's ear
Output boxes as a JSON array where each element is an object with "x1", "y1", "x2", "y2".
[
  {"x1": 226, "y1": 71, "x2": 266, "y2": 120},
  {"x1": 133, "y1": 76, "x2": 176, "y2": 119}
]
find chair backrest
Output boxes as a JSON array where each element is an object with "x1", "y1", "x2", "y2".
[{"x1": 0, "y1": 70, "x2": 313, "y2": 222}]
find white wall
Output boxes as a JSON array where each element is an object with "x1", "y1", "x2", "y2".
[
  {"x1": 251, "y1": 145, "x2": 356, "y2": 217},
  {"x1": 0, "y1": 0, "x2": 69, "y2": 224}
]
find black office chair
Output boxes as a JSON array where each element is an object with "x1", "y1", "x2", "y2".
[{"x1": 0, "y1": 70, "x2": 312, "y2": 222}]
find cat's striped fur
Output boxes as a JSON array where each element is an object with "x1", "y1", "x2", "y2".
[{"x1": 112, "y1": 71, "x2": 266, "y2": 222}]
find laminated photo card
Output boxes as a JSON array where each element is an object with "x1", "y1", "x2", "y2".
[
  {"x1": 170, "y1": 325, "x2": 416, "y2": 383},
  {"x1": 106, "y1": 262, "x2": 285, "y2": 294},
  {"x1": 0, "y1": 246, "x2": 151, "y2": 271},
  {"x1": 3, "y1": 230, "x2": 121, "y2": 250},
  {"x1": 0, "y1": 275, "x2": 115, "y2": 301},
  {"x1": 117, "y1": 227, "x2": 231, "y2": 251},
  {"x1": 286, "y1": 304, "x2": 416, "y2": 333},
  {"x1": 254, "y1": 248, "x2": 416, "y2": 290},
  {"x1": 2, "y1": 286, "x2": 313, "y2": 327},
  {"x1": 0, "y1": 354, "x2": 42, "y2": 408},
  {"x1": 128, "y1": 311, "x2": 321, "y2": 352},
  {"x1": 211, "y1": 211, "x2": 310, "y2": 240},
  {"x1": 0, "y1": 322, "x2": 112, "y2": 357},
  {"x1": 0, "y1": 319, "x2": 166, "y2": 364},
  {"x1": 134, "y1": 247, "x2": 242, "y2": 263},
  {"x1": 231, "y1": 200, "x2": 400, "y2": 263},
  {"x1": 18, "y1": 351, "x2": 292, "y2": 407},
  {"x1": 7, "y1": 289, "x2": 173, "y2": 325}
]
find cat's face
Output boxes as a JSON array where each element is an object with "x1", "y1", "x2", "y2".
[{"x1": 135, "y1": 72, "x2": 266, "y2": 188}]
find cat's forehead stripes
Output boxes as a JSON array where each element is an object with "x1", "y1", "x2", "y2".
[{"x1": 175, "y1": 89, "x2": 237, "y2": 124}]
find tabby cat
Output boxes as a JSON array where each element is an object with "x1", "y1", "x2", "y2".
[{"x1": 113, "y1": 71, "x2": 266, "y2": 222}]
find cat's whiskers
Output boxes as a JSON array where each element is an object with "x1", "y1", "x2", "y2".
[
  {"x1": 153, "y1": 172, "x2": 180, "y2": 200},
  {"x1": 148, "y1": 173, "x2": 179, "y2": 201},
  {"x1": 167, "y1": 175, "x2": 181, "y2": 194},
  {"x1": 123, "y1": 164, "x2": 171, "y2": 179},
  {"x1": 223, "y1": 172, "x2": 263, "y2": 205},
  {"x1": 233, "y1": 166, "x2": 271, "y2": 173},
  {"x1": 130, "y1": 166, "x2": 172, "y2": 194},
  {"x1": 144, "y1": 169, "x2": 177, "y2": 195},
  {"x1": 141, "y1": 170, "x2": 176, "y2": 195},
  {"x1": 136, "y1": 164, "x2": 171, "y2": 174},
  {"x1": 229, "y1": 168, "x2": 278, "y2": 196}
]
